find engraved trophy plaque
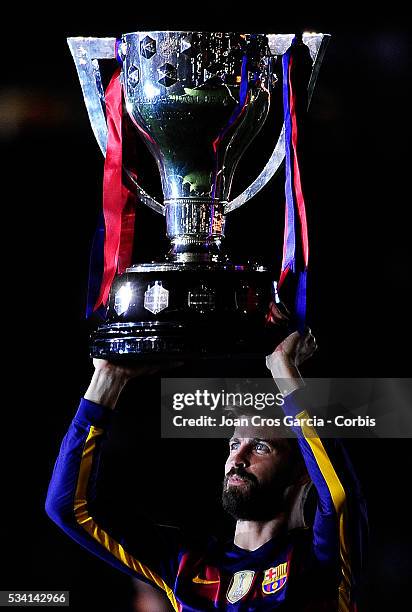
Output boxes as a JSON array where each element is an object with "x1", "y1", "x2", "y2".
[{"x1": 68, "y1": 31, "x2": 329, "y2": 359}]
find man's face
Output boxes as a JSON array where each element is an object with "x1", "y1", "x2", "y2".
[{"x1": 222, "y1": 425, "x2": 295, "y2": 521}]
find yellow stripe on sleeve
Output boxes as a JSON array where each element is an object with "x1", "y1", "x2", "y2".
[
  {"x1": 296, "y1": 410, "x2": 352, "y2": 612},
  {"x1": 74, "y1": 425, "x2": 179, "y2": 612}
]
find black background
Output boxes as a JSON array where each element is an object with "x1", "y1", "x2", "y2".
[{"x1": 2, "y1": 5, "x2": 411, "y2": 611}]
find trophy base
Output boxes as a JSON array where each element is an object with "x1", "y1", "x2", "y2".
[
  {"x1": 91, "y1": 320, "x2": 288, "y2": 362},
  {"x1": 90, "y1": 261, "x2": 290, "y2": 361}
]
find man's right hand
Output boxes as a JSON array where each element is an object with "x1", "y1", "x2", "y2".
[{"x1": 85, "y1": 358, "x2": 183, "y2": 410}]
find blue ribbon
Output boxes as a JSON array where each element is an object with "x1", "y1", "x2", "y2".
[
  {"x1": 86, "y1": 209, "x2": 106, "y2": 319},
  {"x1": 295, "y1": 269, "x2": 307, "y2": 334},
  {"x1": 282, "y1": 48, "x2": 296, "y2": 274},
  {"x1": 282, "y1": 40, "x2": 308, "y2": 333},
  {"x1": 115, "y1": 38, "x2": 124, "y2": 65}
]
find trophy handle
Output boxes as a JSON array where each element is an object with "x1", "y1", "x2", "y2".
[
  {"x1": 224, "y1": 33, "x2": 330, "y2": 215},
  {"x1": 67, "y1": 37, "x2": 165, "y2": 216}
]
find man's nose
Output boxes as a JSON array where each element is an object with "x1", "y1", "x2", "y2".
[{"x1": 231, "y1": 445, "x2": 251, "y2": 468}]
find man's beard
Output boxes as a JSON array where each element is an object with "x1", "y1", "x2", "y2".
[{"x1": 222, "y1": 467, "x2": 287, "y2": 521}]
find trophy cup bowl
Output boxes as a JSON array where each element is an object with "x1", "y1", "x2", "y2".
[{"x1": 68, "y1": 31, "x2": 329, "y2": 360}]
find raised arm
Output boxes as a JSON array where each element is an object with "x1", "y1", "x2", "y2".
[
  {"x1": 266, "y1": 331, "x2": 367, "y2": 611},
  {"x1": 45, "y1": 360, "x2": 181, "y2": 611}
]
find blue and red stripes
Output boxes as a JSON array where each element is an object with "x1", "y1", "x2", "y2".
[{"x1": 280, "y1": 42, "x2": 309, "y2": 334}]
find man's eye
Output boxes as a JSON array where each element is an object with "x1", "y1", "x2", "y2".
[
  {"x1": 254, "y1": 442, "x2": 270, "y2": 453},
  {"x1": 229, "y1": 442, "x2": 240, "y2": 451}
]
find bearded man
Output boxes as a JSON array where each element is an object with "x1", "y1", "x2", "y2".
[{"x1": 46, "y1": 331, "x2": 367, "y2": 610}]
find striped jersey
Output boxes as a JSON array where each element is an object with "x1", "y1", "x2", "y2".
[{"x1": 45, "y1": 390, "x2": 367, "y2": 611}]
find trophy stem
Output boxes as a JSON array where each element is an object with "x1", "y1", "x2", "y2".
[{"x1": 164, "y1": 198, "x2": 227, "y2": 262}]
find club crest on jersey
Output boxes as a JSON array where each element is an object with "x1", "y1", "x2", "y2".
[
  {"x1": 226, "y1": 570, "x2": 255, "y2": 604},
  {"x1": 262, "y1": 562, "x2": 288, "y2": 595}
]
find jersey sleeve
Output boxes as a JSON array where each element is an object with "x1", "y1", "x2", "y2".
[
  {"x1": 283, "y1": 388, "x2": 368, "y2": 612},
  {"x1": 45, "y1": 399, "x2": 180, "y2": 611}
]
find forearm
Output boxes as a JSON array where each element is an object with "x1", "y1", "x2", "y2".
[
  {"x1": 267, "y1": 350, "x2": 350, "y2": 573},
  {"x1": 45, "y1": 399, "x2": 142, "y2": 578},
  {"x1": 45, "y1": 398, "x2": 181, "y2": 600},
  {"x1": 84, "y1": 366, "x2": 130, "y2": 410},
  {"x1": 45, "y1": 399, "x2": 113, "y2": 518},
  {"x1": 266, "y1": 352, "x2": 305, "y2": 397}
]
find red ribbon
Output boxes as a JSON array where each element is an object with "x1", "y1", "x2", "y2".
[
  {"x1": 289, "y1": 55, "x2": 309, "y2": 269},
  {"x1": 94, "y1": 68, "x2": 136, "y2": 310}
]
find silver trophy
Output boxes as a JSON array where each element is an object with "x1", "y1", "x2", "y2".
[{"x1": 68, "y1": 31, "x2": 329, "y2": 359}]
